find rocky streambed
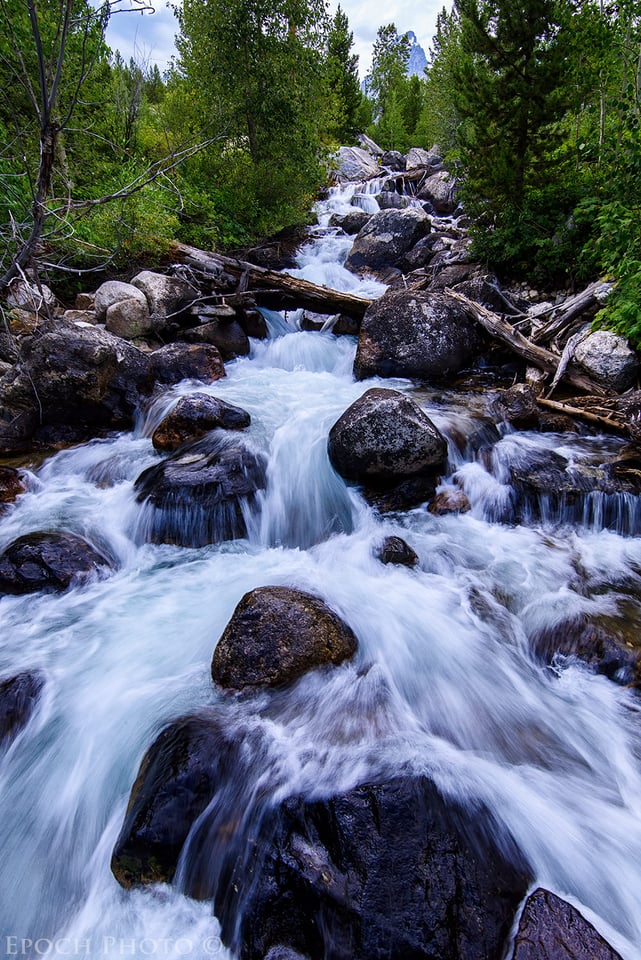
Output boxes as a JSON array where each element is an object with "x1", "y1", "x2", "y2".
[{"x1": 0, "y1": 147, "x2": 641, "y2": 959}]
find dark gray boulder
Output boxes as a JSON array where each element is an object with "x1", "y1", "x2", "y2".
[
  {"x1": 510, "y1": 888, "x2": 623, "y2": 960},
  {"x1": 328, "y1": 210, "x2": 371, "y2": 235},
  {"x1": 180, "y1": 319, "x2": 250, "y2": 360},
  {"x1": 490, "y1": 384, "x2": 541, "y2": 430},
  {"x1": 417, "y1": 171, "x2": 457, "y2": 214},
  {"x1": 328, "y1": 388, "x2": 447, "y2": 485},
  {"x1": 151, "y1": 395, "x2": 251, "y2": 452},
  {"x1": 0, "y1": 671, "x2": 45, "y2": 745},
  {"x1": 0, "y1": 320, "x2": 151, "y2": 452},
  {"x1": 381, "y1": 150, "x2": 406, "y2": 171},
  {"x1": 0, "y1": 531, "x2": 113, "y2": 594},
  {"x1": 221, "y1": 775, "x2": 533, "y2": 960},
  {"x1": 354, "y1": 291, "x2": 484, "y2": 381},
  {"x1": 344, "y1": 208, "x2": 430, "y2": 275},
  {"x1": 212, "y1": 585, "x2": 357, "y2": 689},
  {"x1": 376, "y1": 192, "x2": 412, "y2": 210},
  {"x1": 111, "y1": 713, "x2": 258, "y2": 890},
  {"x1": 148, "y1": 343, "x2": 226, "y2": 386},
  {"x1": 134, "y1": 434, "x2": 266, "y2": 546}
]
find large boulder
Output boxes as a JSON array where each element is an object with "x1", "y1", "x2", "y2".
[
  {"x1": 94, "y1": 281, "x2": 148, "y2": 324},
  {"x1": 148, "y1": 343, "x2": 225, "y2": 386},
  {"x1": 510, "y1": 888, "x2": 623, "y2": 960},
  {"x1": 375, "y1": 536, "x2": 419, "y2": 567},
  {"x1": 111, "y1": 713, "x2": 259, "y2": 890},
  {"x1": 219, "y1": 775, "x2": 533, "y2": 960},
  {"x1": 353, "y1": 291, "x2": 484, "y2": 381},
  {"x1": 105, "y1": 298, "x2": 153, "y2": 340},
  {"x1": 328, "y1": 388, "x2": 447, "y2": 484},
  {"x1": 134, "y1": 434, "x2": 266, "y2": 547},
  {"x1": 131, "y1": 271, "x2": 195, "y2": 325},
  {"x1": 335, "y1": 147, "x2": 380, "y2": 182},
  {"x1": 573, "y1": 330, "x2": 639, "y2": 392},
  {"x1": 212, "y1": 585, "x2": 357, "y2": 689},
  {"x1": 345, "y1": 208, "x2": 430, "y2": 275},
  {"x1": 0, "y1": 531, "x2": 113, "y2": 594},
  {"x1": 381, "y1": 150, "x2": 406, "y2": 171},
  {"x1": 0, "y1": 320, "x2": 150, "y2": 451},
  {"x1": 417, "y1": 171, "x2": 457, "y2": 214},
  {"x1": 328, "y1": 210, "x2": 371, "y2": 235},
  {"x1": 152, "y1": 394, "x2": 251, "y2": 452},
  {"x1": 405, "y1": 147, "x2": 435, "y2": 169},
  {"x1": 0, "y1": 671, "x2": 45, "y2": 746}
]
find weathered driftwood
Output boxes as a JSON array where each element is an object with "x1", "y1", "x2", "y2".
[
  {"x1": 537, "y1": 397, "x2": 628, "y2": 435},
  {"x1": 530, "y1": 281, "x2": 612, "y2": 346},
  {"x1": 445, "y1": 288, "x2": 609, "y2": 397},
  {"x1": 172, "y1": 242, "x2": 373, "y2": 318},
  {"x1": 543, "y1": 324, "x2": 592, "y2": 398}
]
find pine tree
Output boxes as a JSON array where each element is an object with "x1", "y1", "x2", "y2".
[{"x1": 325, "y1": 5, "x2": 362, "y2": 144}]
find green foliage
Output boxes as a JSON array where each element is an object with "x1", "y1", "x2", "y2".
[
  {"x1": 366, "y1": 24, "x2": 411, "y2": 119},
  {"x1": 324, "y1": 5, "x2": 363, "y2": 144}
]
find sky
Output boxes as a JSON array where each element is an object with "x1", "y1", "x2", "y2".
[{"x1": 105, "y1": 0, "x2": 448, "y2": 77}]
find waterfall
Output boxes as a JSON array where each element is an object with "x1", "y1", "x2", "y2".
[{"x1": 1, "y1": 181, "x2": 641, "y2": 960}]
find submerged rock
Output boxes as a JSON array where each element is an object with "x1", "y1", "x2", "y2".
[
  {"x1": 345, "y1": 208, "x2": 430, "y2": 275},
  {"x1": 354, "y1": 291, "x2": 484, "y2": 381},
  {"x1": 490, "y1": 384, "x2": 541, "y2": 430},
  {"x1": 134, "y1": 434, "x2": 266, "y2": 547},
  {"x1": 328, "y1": 388, "x2": 447, "y2": 486},
  {"x1": 152, "y1": 395, "x2": 251, "y2": 452},
  {"x1": 111, "y1": 713, "x2": 258, "y2": 889},
  {"x1": 510, "y1": 888, "x2": 623, "y2": 960},
  {"x1": 529, "y1": 612, "x2": 641, "y2": 687},
  {"x1": 0, "y1": 532, "x2": 113, "y2": 594},
  {"x1": 212, "y1": 586, "x2": 357, "y2": 690},
  {"x1": 376, "y1": 536, "x2": 419, "y2": 567},
  {"x1": 428, "y1": 489, "x2": 472, "y2": 516},
  {"x1": 220, "y1": 775, "x2": 533, "y2": 960},
  {"x1": 0, "y1": 671, "x2": 45, "y2": 745}
]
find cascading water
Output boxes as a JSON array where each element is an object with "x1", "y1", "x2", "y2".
[{"x1": 2, "y1": 181, "x2": 641, "y2": 959}]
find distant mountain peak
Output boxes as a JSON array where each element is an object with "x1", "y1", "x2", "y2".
[{"x1": 407, "y1": 31, "x2": 428, "y2": 78}]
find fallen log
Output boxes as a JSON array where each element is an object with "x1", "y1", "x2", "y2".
[
  {"x1": 530, "y1": 280, "x2": 612, "y2": 346},
  {"x1": 537, "y1": 397, "x2": 628, "y2": 435},
  {"x1": 172, "y1": 242, "x2": 374, "y2": 319},
  {"x1": 444, "y1": 288, "x2": 609, "y2": 397}
]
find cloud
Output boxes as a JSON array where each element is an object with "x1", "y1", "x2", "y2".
[{"x1": 104, "y1": 0, "x2": 448, "y2": 76}]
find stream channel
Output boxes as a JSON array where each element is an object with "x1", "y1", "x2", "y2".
[{"x1": 2, "y1": 180, "x2": 641, "y2": 959}]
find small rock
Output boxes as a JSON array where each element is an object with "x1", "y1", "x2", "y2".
[
  {"x1": 510, "y1": 888, "x2": 623, "y2": 960},
  {"x1": 381, "y1": 150, "x2": 406, "y2": 171},
  {"x1": 490, "y1": 384, "x2": 541, "y2": 430},
  {"x1": 329, "y1": 210, "x2": 371, "y2": 235},
  {"x1": 212, "y1": 585, "x2": 358, "y2": 689},
  {"x1": 152, "y1": 395, "x2": 251, "y2": 451},
  {"x1": 0, "y1": 466, "x2": 27, "y2": 503},
  {"x1": 75, "y1": 292, "x2": 95, "y2": 310},
  {"x1": 0, "y1": 671, "x2": 45, "y2": 745},
  {"x1": 7, "y1": 278, "x2": 57, "y2": 313},
  {"x1": 428, "y1": 489, "x2": 472, "y2": 515},
  {"x1": 376, "y1": 536, "x2": 419, "y2": 566},
  {"x1": 0, "y1": 532, "x2": 113, "y2": 595}
]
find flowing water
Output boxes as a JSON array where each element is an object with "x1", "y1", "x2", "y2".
[{"x1": 2, "y1": 182, "x2": 641, "y2": 959}]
